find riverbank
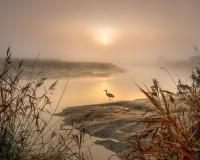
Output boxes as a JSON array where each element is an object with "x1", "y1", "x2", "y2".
[
  {"x1": 57, "y1": 99, "x2": 157, "y2": 158},
  {"x1": 0, "y1": 58, "x2": 125, "y2": 79}
]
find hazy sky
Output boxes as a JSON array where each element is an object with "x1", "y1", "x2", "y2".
[{"x1": 0, "y1": 0, "x2": 200, "y2": 63}]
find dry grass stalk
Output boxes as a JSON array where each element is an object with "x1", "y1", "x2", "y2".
[
  {"x1": 127, "y1": 69, "x2": 200, "y2": 160},
  {"x1": 0, "y1": 47, "x2": 91, "y2": 160}
]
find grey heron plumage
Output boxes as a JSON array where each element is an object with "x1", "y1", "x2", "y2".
[{"x1": 104, "y1": 90, "x2": 115, "y2": 102}]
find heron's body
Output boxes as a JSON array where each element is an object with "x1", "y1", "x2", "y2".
[{"x1": 104, "y1": 90, "x2": 115, "y2": 102}]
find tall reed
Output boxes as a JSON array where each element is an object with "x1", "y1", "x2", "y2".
[
  {"x1": 0, "y1": 47, "x2": 90, "y2": 160},
  {"x1": 127, "y1": 67, "x2": 200, "y2": 159}
]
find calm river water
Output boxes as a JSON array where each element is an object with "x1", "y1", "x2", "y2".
[{"x1": 41, "y1": 64, "x2": 191, "y2": 160}]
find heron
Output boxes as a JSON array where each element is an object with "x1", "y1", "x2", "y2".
[{"x1": 104, "y1": 90, "x2": 115, "y2": 102}]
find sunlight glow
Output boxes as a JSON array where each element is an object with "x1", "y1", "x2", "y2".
[
  {"x1": 99, "y1": 30, "x2": 112, "y2": 45},
  {"x1": 94, "y1": 28, "x2": 116, "y2": 46}
]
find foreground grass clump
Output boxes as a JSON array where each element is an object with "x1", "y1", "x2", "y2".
[
  {"x1": 127, "y1": 66, "x2": 200, "y2": 159},
  {"x1": 0, "y1": 47, "x2": 89, "y2": 160}
]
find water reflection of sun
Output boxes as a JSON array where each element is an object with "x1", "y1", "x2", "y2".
[
  {"x1": 101, "y1": 79, "x2": 108, "y2": 90},
  {"x1": 92, "y1": 78, "x2": 112, "y2": 101}
]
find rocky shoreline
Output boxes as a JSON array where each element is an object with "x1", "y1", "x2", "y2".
[{"x1": 57, "y1": 99, "x2": 156, "y2": 158}]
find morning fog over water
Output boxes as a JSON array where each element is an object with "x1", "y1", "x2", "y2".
[
  {"x1": 16, "y1": 60, "x2": 193, "y2": 160},
  {"x1": 38, "y1": 62, "x2": 194, "y2": 110},
  {"x1": 1, "y1": 1, "x2": 200, "y2": 159},
  {"x1": 0, "y1": 56, "x2": 195, "y2": 160}
]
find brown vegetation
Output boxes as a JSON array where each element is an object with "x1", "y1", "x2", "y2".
[
  {"x1": 0, "y1": 47, "x2": 91, "y2": 160},
  {"x1": 127, "y1": 68, "x2": 200, "y2": 159}
]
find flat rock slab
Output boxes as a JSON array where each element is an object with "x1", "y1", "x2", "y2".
[{"x1": 58, "y1": 99, "x2": 156, "y2": 158}]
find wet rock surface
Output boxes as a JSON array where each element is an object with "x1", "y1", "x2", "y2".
[{"x1": 58, "y1": 99, "x2": 156, "y2": 158}]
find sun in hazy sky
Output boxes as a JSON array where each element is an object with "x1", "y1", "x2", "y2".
[
  {"x1": 93, "y1": 27, "x2": 118, "y2": 46},
  {"x1": 0, "y1": 0, "x2": 200, "y2": 62}
]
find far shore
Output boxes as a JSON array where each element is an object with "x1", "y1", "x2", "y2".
[{"x1": 0, "y1": 58, "x2": 125, "y2": 79}]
